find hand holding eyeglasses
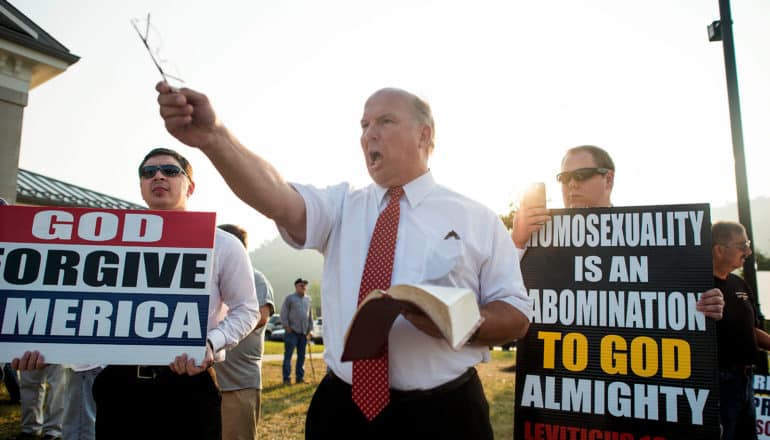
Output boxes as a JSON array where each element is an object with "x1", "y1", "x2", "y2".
[{"x1": 131, "y1": 14, "x2": 185, "y2": 88}]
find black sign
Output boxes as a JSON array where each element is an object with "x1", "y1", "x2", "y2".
[{"x1": 514, "y1": 204, "x2": 719, "y2": 440}]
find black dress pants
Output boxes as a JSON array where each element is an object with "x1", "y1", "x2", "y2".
[
  {"x1": 92, "y1": 365, "x2": 221, "y2": 440},
  {"x1": 305, "y1": 368, "x2": 493, "y2": 440}
]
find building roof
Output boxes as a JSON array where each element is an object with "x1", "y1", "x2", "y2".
[
  {"x1": 17, "y1": 168, "x2": 144, "y2": 210},
  {"x1": 0, "y1": 0, "x2": 79, "y2": 65}
]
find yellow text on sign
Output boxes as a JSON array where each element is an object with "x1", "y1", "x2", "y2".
[
  {"x1": 601, "y1": 335, "x2": 691, "y2": 379},
  {"x1": 538, "y1": 331, "x2": 588, "y2": 372}
]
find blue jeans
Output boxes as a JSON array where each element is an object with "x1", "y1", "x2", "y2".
[
  {"x1": 20, "y1": 364, "x2": 65, "y2": 437},
  {"x1": 63, "y1": 367, "x2": 102, "y2": 440},
  {"x1": 720, "y1": 369, "x2": 757, "y2": 440},
  {"x1": 283, "y1": 332, "x2": 307, "y2": 383}
]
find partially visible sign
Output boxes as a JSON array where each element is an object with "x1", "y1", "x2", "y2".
[
  {"x1": 0, "y1": 206, "x2": 216, "y2": 365},
  {"x1": 755, "y1": 375, "x2": 770, "y2": 439},
  {"x1": 515, "y1": 204, "x2": 720, "y2": 440}
]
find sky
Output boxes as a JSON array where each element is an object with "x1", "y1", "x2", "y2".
[{"x1": 12, "y1": 0, "x2": 770, "y2": 249}]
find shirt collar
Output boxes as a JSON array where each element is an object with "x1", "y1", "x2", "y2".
[{"x1": 373, "y1": 170, "x2": 435, "y2": 209}]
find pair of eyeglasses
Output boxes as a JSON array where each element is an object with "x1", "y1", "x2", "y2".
[
  {"x1": 720, "y1": 240, "x2": 751, "y2": 251},
  {"x1": 130, "y1": 14, "x2": 185, "y2": 87},
  {"x1": 140, "y1": 164, "x2": 187, "y2": 179},
  {"x1": 556, "y1": 167, "x2": 609, "y2": 185}
]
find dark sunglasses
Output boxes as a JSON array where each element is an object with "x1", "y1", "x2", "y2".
[
  {"x1": 140, "y1": 164, "x2": 187, "y2": 179},
  {"x1": 720, "y1": 240, "x2": 751, "y2": 251},
  {"x1": 556, "y1": 167, "x2": 609, "y2": 185}
]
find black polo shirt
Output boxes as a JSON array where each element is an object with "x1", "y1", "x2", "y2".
[{"x1": 716, "y1": 273, "x2": 760, "y2": 370}]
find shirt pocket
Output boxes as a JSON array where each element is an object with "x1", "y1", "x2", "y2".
[
  {"x1": 422, "y1": 238, "x2": 462, "y2": 283},
  {"x1": 422, "y1": 236, "x2": 480, "y2": 291}
]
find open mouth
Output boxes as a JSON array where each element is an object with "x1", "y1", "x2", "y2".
[{"x1": 368, "y1": 151, "x2": 382, "y2": 167}]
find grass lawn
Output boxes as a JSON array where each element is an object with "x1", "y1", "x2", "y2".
[
  {"x1": 256, "y1": 349, "x2": 517, "y2": 439},
  {"x1": 0, "y1": 349, "x2": 517, "y2": 439}
]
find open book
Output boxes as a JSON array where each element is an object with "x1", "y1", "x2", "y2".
[{"x1": 341, "y1": 284, "x2": 484, "y2": 361}]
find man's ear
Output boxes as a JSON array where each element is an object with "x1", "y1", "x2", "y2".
[
  {"x1": 187, "y1": 180, "x2": 195, "y2": 198},
  {"x1": 418, "y1": 124, "x2": 432, "y2": 152},
  {"x1": 605, "y1": 169, "x2": 615, "y2": 191}
]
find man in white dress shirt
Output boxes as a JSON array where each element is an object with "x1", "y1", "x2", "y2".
[{"x1": 156, "y1": 84, "x2": 531, "y2": 439}]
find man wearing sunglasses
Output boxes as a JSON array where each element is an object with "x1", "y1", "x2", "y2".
[
  {"x1": 14, "y1": 148, "x2": 259, "y2": 439},
  {"x1": 511, "y1": 145, "x2": 615, "y2": 247},
  {"x1": 713, "y1": 221, "x2": 770, "y2": 440},
  {"x1": 511, "y1": 145, "x2": 724, "y2": 320}
]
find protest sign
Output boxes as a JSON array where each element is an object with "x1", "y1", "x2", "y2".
[
  {"x1": 0, "y1": 205, "x2": 215, "y2": 365},
  {"x1": 514, "y1": 204, "x2": 719, "y2": 439},
  {"x1": 755, "y1": 375, "x2": 770, "y2": 439}
]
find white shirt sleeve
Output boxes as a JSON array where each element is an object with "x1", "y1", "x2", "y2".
[
  {"x1": 478, "y1": 210, "x2": 533, "y2": 317},
  {"x1": 207, "y1": 230, "x2": 259, "y2": 352},
  {"x1": 278, "y1": 182, "x2": 349, "y2": 252},
  {"x1": 516, "y1": 246, "x2": 527, "y2": 261}
]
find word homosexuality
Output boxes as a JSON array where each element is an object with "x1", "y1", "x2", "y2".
[{"x1": 528, "y1": 210, "x2": 704, "y2": 248}]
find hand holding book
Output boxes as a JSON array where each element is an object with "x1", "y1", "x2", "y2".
[
  {"x1": 401, "y1": 307, "x2": 445, "y2": 340},
  {"x1": 341, "y1": 284, "x2": 485, "y2": 362}
]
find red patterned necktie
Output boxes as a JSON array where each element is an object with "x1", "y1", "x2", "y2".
[{"x1": 352, "y1": 186, "x2": 404, "y2": 421}]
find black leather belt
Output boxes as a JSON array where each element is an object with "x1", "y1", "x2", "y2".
[
  {"x1": 327, "y1": 367, "x2": 476, "y2": 401},
  {"x1": 136, "y1": 365, "x2": 169, "y2": 379}
]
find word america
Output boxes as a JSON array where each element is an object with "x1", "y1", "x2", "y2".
[{"x1": 1, "y1": 297, "x2": 203, "y2": 339}]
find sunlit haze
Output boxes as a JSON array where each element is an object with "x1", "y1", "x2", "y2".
[{"x1": 14, "y1": 0, "x2": 770, "y2": 248}]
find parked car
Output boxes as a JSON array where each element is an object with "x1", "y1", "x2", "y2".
[
  {"x1": 265, "y1": 314, "x2": 283, "y2": 340},
  {"x1": 269, "y1": 328, "x2": 286, "y2": 342},
  {"x1": 312, "y1": 317, "x2": 323, "y2": 344}
]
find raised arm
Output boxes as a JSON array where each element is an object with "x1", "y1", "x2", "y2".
[
  {"x1": 511, "y1": 206, "x2": 550, "y2": 250},
  {"x1": 156, "y1": 82, "x2": 307, "y2": 243}
]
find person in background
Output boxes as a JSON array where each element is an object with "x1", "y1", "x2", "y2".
[
  {"x1": 0, "y1": 198, "x2": 21, "y2": 407},
  {"x1": 155, "y1": 83, "x2": 531, "y2": 439},
  {"x1": 511, "y1": 144, "x2": 724, "y2": 320},
  {"x1": 15, "y1": 366, "x2": 65, "y2": 440},
  {"x1": 280, "y1": 278, "x2": 313, "y2": 385},
  {"x1": 712, "y1": 221, "x2": 770, "y2": 440},
  {"x1": 61, "y1": 364, "x2": 102, "y2": 440},
  {"x1": 215, "y1": 224, "x2": 275, "y2": 440},
  {"x1": 2, "y1": 198, "x2": 65, "y2": 440}
]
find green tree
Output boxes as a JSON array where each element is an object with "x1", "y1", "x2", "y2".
[
  {"x1": 499, "y1": 202, "x2": 516, "y2": 231},
  {"x1": 308, "y1": 281, "x2": 323, "y2": 318}
]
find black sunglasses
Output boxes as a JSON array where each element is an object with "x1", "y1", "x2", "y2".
[
  {"x1": 720, "y1": 240, "x2": 751, "y2": 251},
  {"x1": 556, "y1": 167, "x2": 609, "y2": 185},
  {"x1": 140, "y1": 164, "x2": 187, "y2": 179}
]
